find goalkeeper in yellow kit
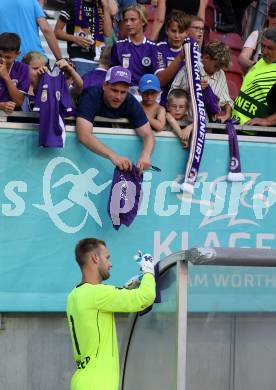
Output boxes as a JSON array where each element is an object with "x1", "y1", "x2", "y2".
[{"x1": 67, "y1": 237, "x2": 156, "y2": 390}]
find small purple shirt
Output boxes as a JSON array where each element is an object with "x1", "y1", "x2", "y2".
[
  {"x1": 111, "y1": 37, "x2": 165, "y2": 86},
  {"x1": 108, "y1": 165, "x2": 143, "y2": 230},
  {"x1": 34, "y1": 67, "x2": 73, "y2": 147},
  {"x1": 0, "y1": 61, "x2": 30, "y2": 102},
  {"x1": 157, "y1": 41, "x2": 183, "y2": 106},
  {"x1": 82, "y1": 68, "x2": 107, "y2": 89}
]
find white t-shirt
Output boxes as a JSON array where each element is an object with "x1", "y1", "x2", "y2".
[{"x1": 243, "y1": 30, "x2": 261, "y2": 62}]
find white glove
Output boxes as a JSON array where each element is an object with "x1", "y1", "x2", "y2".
[{"x1": 140, "y1": 253, "x2": 155, "y2": 275}]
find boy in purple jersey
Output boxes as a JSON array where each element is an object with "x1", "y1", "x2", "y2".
[
  {"x1": 0, "y1": 33, "x2": 30, "y2": 113},
  {"x1": 110, "y1": 4, "x2": 166, "y2": 99},
  {"x1": 82, "y1": 45, "x2": 112, "y2": 89},
  {"x1": 157, "y1": 10, "x2": 190, "y2": 106},
  {"x1": 33, "y1": 66, "x2": 73, "y2": 147},
  {"x1": 111, "y1": 5, "x2": 193, "y2": 104}
]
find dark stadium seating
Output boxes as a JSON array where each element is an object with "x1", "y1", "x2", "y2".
[
  {"x1": 225, "y1": 55, "x2": 244, "y2": 100},
  {"x1": 206, "y1": 31, "x2": 244, "y2": 57}
]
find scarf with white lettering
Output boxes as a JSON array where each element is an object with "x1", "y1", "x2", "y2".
[
  {"x1": 180, "y1": 38, "x2": 206, "y2": 194},
  {"x1": 74, "y1": 0, "x2": 102, "y2": 42}
]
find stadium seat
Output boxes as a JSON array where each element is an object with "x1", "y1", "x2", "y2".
[
  {"x1": 226, "y1": 73, "x2": 242, "y2": 100},
  {"x1": 206, "y1": 31, "x2": 244, "y2": 57},
  {"x1": 229, "y1": 54, "x2": 244, "y2": 74},
  {"x1": 225, "y1": 56, "x2": 243, "y2": 100}
]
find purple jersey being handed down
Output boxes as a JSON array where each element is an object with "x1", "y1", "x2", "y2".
[
  {"x1": 34, "y1": 67, "x2": 73, "y2": 147},
  {"x1": 157, "y1": 41, "x2": 183, "y2": 106},
  {"x1": 0, "y1": 61, "x2": 30, "y2": 102},
  {"x1": 111, "y1": 37, "x2": 165, "y2": 86},
  {"x1": 82, "y1": 67, "x2": 107, "y2": 89}
]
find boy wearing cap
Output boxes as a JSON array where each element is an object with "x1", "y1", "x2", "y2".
[
  {"x1": 139, "y1": 74, "x2": 166, "y2": 132},
  {"x1": 77, "y1": 65, "x2": 155, "y2": 173}
]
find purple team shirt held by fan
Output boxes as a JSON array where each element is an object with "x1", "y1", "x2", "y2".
[
  {"x1": 157, "y1": 41, "x2": 183, "y2": 106},
  {"x1": 111, "y1": 37, "x2": 165, "y2": 86},
  {"x1": 34, "y1": 67, "x2": 73, "y2": 147},
  {"x1": 0, "y1": 61, "x2": 30, "y2": 102},
  {"x1": 108, "y1": 166, "x2": 143, "y2": 230},
  {"x1": 82, "y1": 68, "x2": 107, "y2": 89}
]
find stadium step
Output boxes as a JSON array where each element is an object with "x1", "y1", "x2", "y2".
[{"x1": 39, "y1": 9, "x2": 68, "y2": 65}]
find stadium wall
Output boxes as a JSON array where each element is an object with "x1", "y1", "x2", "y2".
[{"x1": 1, "y1": 123, "x2": 276, "y2": 389}]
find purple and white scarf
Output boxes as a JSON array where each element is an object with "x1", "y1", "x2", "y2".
[
  {"x1": 225, "y1": 119, "x2": 244, "y2": 181},
  {"x1": 180, "y1": 41, "x2": 244, "y2": 188},
  {"x1": 74, "y1": 0, "x2": 103, "y2": 43},
  {"x1": 180, "y1": 37, "x2": 206, "y2": 194},
  {"x1": 201, "y1": 86, "x2": 244, "y2": 181},
  {"x1": 202, "y1": 85, "x2": 220, "y2": 117}
]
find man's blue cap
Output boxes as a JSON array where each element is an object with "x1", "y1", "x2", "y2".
[{"x1": 139, "y1": 74, "x2": 161, "y2": 93}]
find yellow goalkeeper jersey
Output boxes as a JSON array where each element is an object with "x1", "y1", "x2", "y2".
[
  {"x1": 232, "y1": 58, "x2": 276, "y2": 125},
  {"x1": 66, "y1": 273, "x2": 155, "y2": 390}
]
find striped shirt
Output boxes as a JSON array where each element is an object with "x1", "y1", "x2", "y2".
[{"x1": 170, "y1": 64, "x2": 233, "y2": 108}]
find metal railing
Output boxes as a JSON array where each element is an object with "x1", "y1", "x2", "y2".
[
  {"x1": 120, "y1": 248, "x2": 276, "y2": 390},
  {"x1": 1, "y1": 111, "x2": 276, "y2": 135}
]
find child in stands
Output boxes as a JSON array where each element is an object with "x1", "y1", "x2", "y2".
[
  {"x1": 110, "y1": 4, "x2": 165, "y2": 100},
  {"x1": 200, "y1": 41, "x2": 233, "y2": 122},
  {"x1": 22, "y1": 51, "x2": 47, "y2": 111},
  {"x1": 171, "y1": 41, "x2": 233, "y2": 122},
  {"x1": 139, "y1": 73, "x2": 166, "y2": 132},
  {"x1": 187, "y1": 15, "x2": 204, "y2": 48},
  {"x1": 156, "y1": 10, "x2": 189, "y2": 107},
  {"x1": 56, "y1": 58, "x2": 83, "y2": 101},
  {"x1": 166, "y1": 88, "x2": 193, "y2": 147},
  {"x1": 0, "y1": 33, "x2": 30, "y2": 113},
  {"x1": 22, "y1": 53, "x2": 83, "y2": 110}
]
